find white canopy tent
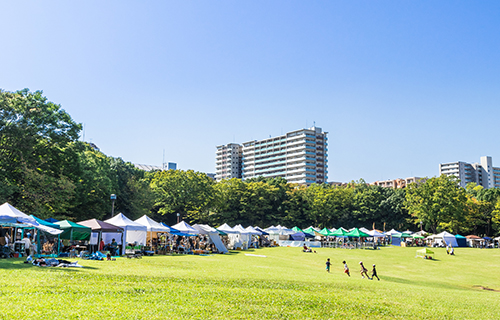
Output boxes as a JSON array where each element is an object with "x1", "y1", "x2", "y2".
[
  {"x1": 0, "y1": 203, "x2": 62, "y2": 235},
  {"x1": 217, "y1": 223, "x2": 239, "y2": 234},
  {"x1": 435, "y1": 231, "x2": 458, "y2": 247},
  {"x1": 105, "y1": 213, "x2": 147, "y2": 253},
  {"x1": 217, "y1": 223, "x2": 245, "y2": 250},
  {"x1": 0, "y1": 203, "x2": 38, "y2": 225},
  {"x1": 368, "y1": 230, "x2": 386, "y2": 238},
  {"x1": 134, "y1": 215, "x2": 170, "y2": 246},
  {"x1": 385, "y1": 229, "x2": 402, "y2": 236},
  {"x1": 245, "y1": 226, "x2": 262, "y2": 235},
  {"x1": 171, "y1": 221, "x2": 199, "y2": 235},
  {"x1": 233, "y1": 224, "x2": 252, "y2": 249},
  {"x1": 134, "y1": 215, "x2": 170, "y2": 232},
  {"x1": 359, "y1": 227, "x2": 371, "y2": 234},
  {"x1": 192, "y1": 224, "x2": 228, "y2": 253}
]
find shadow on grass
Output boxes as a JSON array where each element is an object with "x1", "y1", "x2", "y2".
[
  {"x1": 382, "y1": 275, "x2": 472, "y2": 292},
  {"x1": 0, "y1": 259, "x2": 98, "y2": 271}
]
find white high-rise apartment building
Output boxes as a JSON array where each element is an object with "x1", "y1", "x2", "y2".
[
  {"x1": 215, "y1": 143, "x2": 242, "y2": 181},
  {"x1": 241, "y1": 127, "x2": 328, "y2": 185},
  {"x1": 439, "y1": 156, "x2": 500, "y2": 189}
]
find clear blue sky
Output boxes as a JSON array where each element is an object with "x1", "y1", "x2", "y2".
[{"x1": 1, "y1": 1, "x2": 499, "y2": 182}]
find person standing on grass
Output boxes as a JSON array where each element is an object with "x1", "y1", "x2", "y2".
[
  {"x1": 359, "y1": 261, "x2": 370, "y2": 279},
  {"x1": 342, "y1": 261, "x2": 350, "y2": 277},
  {"x1": 326, "y1": 258, "x2": 331, "y2": 273},
  {"x1": 371, "y1": 264, "x2": 380, "y2": 280}
]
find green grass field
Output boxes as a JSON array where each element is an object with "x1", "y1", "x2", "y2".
[{"x1": 1, "y1": 246, "x2": 499, "y2": 319}]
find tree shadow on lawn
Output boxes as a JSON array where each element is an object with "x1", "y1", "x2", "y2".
[
  {"x1": 0, "y1": 259, "x2": 98, "y2": 271},
  {"x1": 382, "y1": 275, "x2": 473, "y2": 292}
]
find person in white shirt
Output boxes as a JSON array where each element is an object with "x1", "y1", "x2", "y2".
[{"x1": 21, "y1": 234, "x2": 31, "y2": 256}]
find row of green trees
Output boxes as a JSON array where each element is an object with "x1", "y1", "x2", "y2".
[
  {"x1": 2, "y1": 89, "x2": 500, "y2": 236},
  {"x1": 0, "y1": 89, "x2": 154, "y2": 221}
]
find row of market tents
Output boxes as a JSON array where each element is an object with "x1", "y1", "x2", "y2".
[{"x1": 1, "y1": 201, "x2": 497, "y2": 256}]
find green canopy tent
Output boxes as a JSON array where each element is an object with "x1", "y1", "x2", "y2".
[
  {"x1": 330, "y1": 228, "x2": 349, "y2": 237},
  {"x1": 54, "y1": 220, "x2": 92, "y2": 241},
  {"x1": 292, "y1": 226, "x2": 304, "y2": 233},
  {"x1": 412, "y1": 234, "x2": 425, "y2": 239},
  {"x1": 416, "y1": 248, "x2": 434, "y2": 259},
  {"x1": 302, "y1": 227, "x2": 322, "y2": 237},
  {"x1": 319, "y1": 228, "x2": 336, "y2": 237},
  {"x1": 345, "y1": 228, "x2": 370, "y2": 238}
]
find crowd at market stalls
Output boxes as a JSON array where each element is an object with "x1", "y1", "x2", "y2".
[{"x1": 1, "y1": 202, "x2": 499, "y2": 261}]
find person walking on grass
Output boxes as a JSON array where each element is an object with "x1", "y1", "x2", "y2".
[
  {"x1": 342, "y1": 261, "x2": 350, "y2": 277},
  {"x1": 326, "y1": 258, "x2": 331, "y2": 273},
  {"x1": 359, "y1": 261, "x2": 370, "y2": 279},
  {"x1": 371, "y1": 264, "x2": 380, "y2": 280}
]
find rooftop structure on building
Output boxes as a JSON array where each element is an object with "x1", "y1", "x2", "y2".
[
  {"x1": 371, "y1": 177, "x2": 424, "y2": 189},
  {"x1": 134, "y1": 162, "x2": 177, "y2": 172},
  {"x1": 216, "y1": 126, "x2": 328, "y2": 185},
  {"x1": 215, "y1": 143, "x2": 242, "y2": 181},
  {"x1": 439, "y1": 156, "x2": 500, "y2": 189}
]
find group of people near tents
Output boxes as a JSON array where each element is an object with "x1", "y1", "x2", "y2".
[{"x1": 3, "y1": 200, "x2": 500, "y2": 262}]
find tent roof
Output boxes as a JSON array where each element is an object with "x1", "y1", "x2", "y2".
[
  {"x1": 217, "y1": 223, "x2": 238, "y2": 234},
  {"x1": 53, "y1": 220, "x2": 92, "y2": 240},
  {"x1": 254, "y1": 226, "x2": 268, "y2": 235},
  {"x1": 245, "y1": 226, "x2": 262, "y2": 235},
  {"x1": 104, "y1": 213, "x2": 148, "y2": 231},
  {"x1": 0, "y1": 203, "x2": 38, "y2": 225},
  {"x1": 346, "y1": 228, "x2": 370, "y2": 237},
  {"x1": 331, "y1": 228, "x2": 349, "y2": 237},
  {"x1": 192, "y1": 224, "x2": 218, "y2": 235},
  {"x1": 77, "y1": 219, "x2": 124, "y2": 232},
  {"x1": 359, "y1": 227, "x2": 371, "y2": 233},
  {"x1": 455, "y1": 234, "x2": 466, "y2": 239},
  {"x1": 31, "y1": 215, "x2": 60, "y2": 229},
  {"x1": 436, "y1": 231, "x2": 456, "y2": 237},
  {"x1": 368, "y1": 230, "x2": 385, "y2": 237},
  {"x1": 233, "y1": 224, "x2": 251, "y2": 234},
  {"x1": 171, "y1": 221, "x2": 199, "y2": 234},
  {"x1": 319, "y1": 227, "x2": 336, "y2": 236},
  {"x1": 385, "y1": 229, "x2": 402, "y2": 236},
  {"x1": 54, "y1": 220, "x2": 92, "y2": 230},
  {"x1": 466, "y1": 235, "x2": 482, "y2": 239},
  {"x1": 134, "y1": 215, "x2": 170, "y2": 232}
]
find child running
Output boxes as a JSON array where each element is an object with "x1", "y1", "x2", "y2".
[
  {"x1": 342, "y1": 260, "x2": 350, "y2": 277},
  {"x1": 371, "y1": 264, "x2": 380, "y2": 280},
  {"x1": 326, "y1": 258, "x2": 331, "y2": 273},
  {"x1": 359, "y1": 261, "x2": 370, "y2": 279}
]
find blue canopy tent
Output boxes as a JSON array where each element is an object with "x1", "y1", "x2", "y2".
[
  {"x1": 289, "y1": 232, "x2": 305, "y2": 241},
  {"x1": 45, "y1": 218, "x2": 59, "y2": 223},
  {"x1": 455, "y1": 234, "x2": 467, "y2": 247},
  {"x1": 30, "y1": 215, "x2": 62, "y2": 256}
]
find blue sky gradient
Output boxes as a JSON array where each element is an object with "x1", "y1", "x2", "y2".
[{"x1": 1, "y1": 1, "x2": 499, "y2": 182}]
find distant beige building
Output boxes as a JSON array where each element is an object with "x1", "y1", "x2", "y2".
[{"x1": 371, "y1": 177, "x2": 424, "y2": 189}]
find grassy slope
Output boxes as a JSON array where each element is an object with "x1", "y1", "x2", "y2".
[{"x1": 0, "y1": 247, "x2": 499, "y2": 319}]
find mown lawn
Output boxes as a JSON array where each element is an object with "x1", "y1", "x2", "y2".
[{"x1": 0, "y1": 246, "x2": 499, "y2": 319}]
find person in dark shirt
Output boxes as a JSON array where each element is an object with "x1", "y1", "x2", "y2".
[
  {"x1": 326, "y1": 258, "x2": 331, "y2": 273},
  {"x1": 371, "y1": 264, "x2": 380, "y2": 280}
]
